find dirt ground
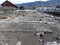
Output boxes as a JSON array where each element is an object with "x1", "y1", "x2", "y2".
[{"x1": 0, "y1": 12, "x2": 60, "y2": 45}]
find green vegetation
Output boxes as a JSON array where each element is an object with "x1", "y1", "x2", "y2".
[
  {"x1": 7, "y1": 9, "x2": 16, "y2": 12},
  {"x1": 0, "y1": 8, "x2": 16, "y2": 12}
]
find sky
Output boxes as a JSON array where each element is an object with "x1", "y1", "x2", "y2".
[{"x1": 0, "y1": 0, "x2": 49, "y2": 4}]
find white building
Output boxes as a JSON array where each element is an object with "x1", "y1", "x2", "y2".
[{"x1": 36, "y1": 6, "x2": 55, "y2": 12}]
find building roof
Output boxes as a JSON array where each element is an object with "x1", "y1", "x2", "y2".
[{"x1": 1, "y1": 0, "x2": 18, "y2": 8}]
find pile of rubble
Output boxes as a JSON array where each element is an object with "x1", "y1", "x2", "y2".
[
  {"x1": 44, "y1": 41, "x2": 60, "y2": 45},
  {"x1": 0, "y1": 12, "x2": 57, "y2": 24}
]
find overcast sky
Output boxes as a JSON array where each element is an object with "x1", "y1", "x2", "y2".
[{"x1": 0, "y1": 0, "x2": 49, "y2": 4}]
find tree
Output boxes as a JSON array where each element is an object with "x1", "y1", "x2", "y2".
[{"x1": 20, "y1": 6, "x2": 25, "y2": 10}]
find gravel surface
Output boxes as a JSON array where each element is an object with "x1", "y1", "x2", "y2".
[{"x1": 0, "y1": 12, "x2": 59, "y2": 45}]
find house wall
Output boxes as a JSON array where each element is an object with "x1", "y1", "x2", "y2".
[{"x1": 2, "y1": 6, "x2": 17, "y2": 9}]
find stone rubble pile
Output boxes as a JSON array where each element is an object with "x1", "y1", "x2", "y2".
[
  {"x1": 44, "y1": 41, "x2": 60, "y2": 45},
  {"x1": 0, "y1": 12, "x2": 58, "y2": 25}
]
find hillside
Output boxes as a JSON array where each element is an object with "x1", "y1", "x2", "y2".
[{"x1": 16, "y1": 0, "x2": 60, "y2": 7}]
